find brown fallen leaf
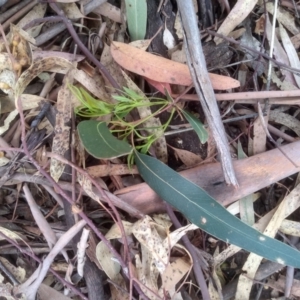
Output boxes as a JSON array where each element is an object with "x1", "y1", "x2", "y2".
[
  {"x1": 110, "y1": 42, "x2": 240, "y2": 90},
  {"x1": 86, "y1": 164, "x2": 138, "y2": 177},
  {"x1": 169, "y1": 145, "x2": 203, "y2": 167},
  {"x1": 50, "y1": 70, "x2": 74, "y2": 182},
  {"x1": 115, "y1": 141, "x2": 300, "y2": 215}
]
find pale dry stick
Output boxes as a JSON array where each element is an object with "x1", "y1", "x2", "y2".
[
  {"x1": 77, "y1": 228, "x2": 90, "y2": 277},
  {"x1": 23, "y1": 184, "x2": 57, "y2": 248},
  {"x1": 178, "y1": 91, "x2": 300, "y2": 105},
  {"x1": 267, "y1": 124, "x2": 297, "y2": 143},
  {"x1": 261, "y1": 0, "x2": 279, "y2": 154},
  {"x1": 178, "y1": 0, "x2": 238, "y2": 186},
  {"x1": 0, "y1": 230, "x2": 88, "y2": 300},
  {"x1": 15, "y1": 220, "x2": 87, "y2": 300},
  {"x1": 1, "y1": 0, "x2": 38, "y2": 31},
  {"x1": 265, "y1": 0, "x2": 278, "y2": 92},
  {"x1": 35, "y1": 22, "x2": 67, "y2": 47},
  {"x1": 0, "y1": 0, "x2": 31, "y2": 24},
  {"x1": 23, "y1": 184, "x2": 69, "y2": 261}
]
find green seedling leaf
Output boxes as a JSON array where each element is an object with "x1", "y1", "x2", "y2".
[
  {"x1": 135, "y1": 152, "x2": 300, "y2": 268},
  {"x1": 181, "y1": 110, "x2": 208, "y2": 143},
  {"x1": 124, "y1": 0, "x2": 147, "y2": 41},
  {"x1": 237, "y1": 140, "x2": 255, "y2": 225},
  {"x1": 69, "y1": 85, "x2": 114, "y2": 117},
  {"x1": 78, "y1": 120, "x2": 132, "y2": 159}
]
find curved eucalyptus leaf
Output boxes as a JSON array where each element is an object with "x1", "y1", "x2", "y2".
[
  {"x1": 181, "y1": 110, "x2": 208, "y2": 143},
  {"x1": 78, "y1": 120, "x2": 132, "y2": 159},
  {"x1": 135, "y1": 151, "x2": 300, "y2": 267}
]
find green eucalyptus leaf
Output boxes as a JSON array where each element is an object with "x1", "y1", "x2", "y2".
[
  {"x1": 78, "y1": 121, "x2": 132, "y2": 159},
  {"x1": 181, "y1": 110, "x2": 208, "y2": 143},
  {"x1": 124, "y1": 0, "x2": 147, "y2": 41},
  {"x1": 135, "y1": 152, "x2": 300, "y2": 268}
]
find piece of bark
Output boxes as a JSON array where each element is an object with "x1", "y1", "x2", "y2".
[{"x1": 115, "y1": 141, "x2": 300, "y2": 214}]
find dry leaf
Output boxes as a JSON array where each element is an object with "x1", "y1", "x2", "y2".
[
  {"x1": 14, "y1": 57, "x2": 76, "y2": 109},
  {"x1": 170, "y1": 145, "x2": 203, "y2": 167},
  {"x1": 110, "y1": 42, "x2": 240, "y2": 90},
  {"x1": 94, "y1": 2, "x2": 121, "y2": 23},
  {"x1": 279, "y1": 23, "x2": 300, "y2": 88},
  {"x1": 265, "y1": 15, "x2": 295, "y2": 86},
  {"x1": 60, "y1": 2, "x2": 84, "y2": 19},
  {"x1": 0, "y1": 69, "x2": 15, "y2": 95},
  {"x1": 0, "y1": 226, "x2": 24, "y2": 242},
  {"x1": 86, "y1": 164, "x2": 139, "y2": 177},
  {"x1": 235, "y1": 183, "x2": 291, "y2": 299},
  {"x1": 144, "y1": 78, "x2": 172, "y2": 95},
  {"x1": 132, "y1": 216, "x2": 169, "y2": 274},
  {"x1": 266, "y1": 2, "x2": 299, "y2": 35},
  {"x1": 269, "y1": 71, "x2": 297, "y2": 91},
  {"x1": 38, "y1": 284, "x2": 73, "y2": 300},
  {"x1": 16, "y1": 3, "x2": 47, "y2": 38},
  {"x1": 0, "y1": 110, "x2": 18, "y2": 135},
  {"x1": 72, "y1": 68, "x2": 112, "y2": 103},
  {"x1": 163, "y1": 27, "x2": 175, "y2": 50},
  {"x1": 105, "y1": 221, "x2": 133, "y2": 240},
  {"x1": 160, "y1": 258, "x2": 190, "y2": 291},
  {"x1": 254, "y1": 14, "x2": 265, "y2": 35},
  {"x1": 279, "y1": 219, "x2": 300, "y2": 236},
  {"x1": 135, "y1": 245, "x2": 159, "y2": 300},
  {"x1": 50, "y1": 71, "x2": 74, "y2": 182},
  {"x1": 174, "y1": 12, "x2": 183, "y2": 40},
  {"x1": 0, "y1": 257, "x2": 26, "y2": 283},
  {"x1": 269, "y1": 109, "x2": 300, "y2": 136},
  {"x1": 95, "y1": 221, "x2": 132, "y2": 280},
  {"x1": 215, "y1": 0, "x2": 258, "y2": 45},
  {"x1": 96, "y1": 241, "x2": 121, "y2": 280},
  {"x1": 267, "y1": 275, "x2": 300, "y2": 297},
  {"x1": 101, "y1": 43, "x2": 126, "y2": 88}
]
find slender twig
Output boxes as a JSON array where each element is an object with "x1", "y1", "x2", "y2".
[
  {"x1": 0, "y1": 0, "x2": 31, "y2": 24},
  {"x1": 2, "y1": 0, "x2": 38, "y2": 31},
  {"x1": 265, "y1": 0, "x2": 278, "y2": 91},
  {"x1": 48, "y1": 1, "x2": 120, "y2": 91},
  {"x1": 206, "y1": 29, "x2": 300, "y2": 76},
  {"x1": 22, "y1": 16, "x2": 64, "y2": 30},
  {"x1": 178, "y1": 0, "x2": 238, "y2": 186}
]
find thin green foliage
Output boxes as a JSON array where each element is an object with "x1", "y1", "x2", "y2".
[{"x1": 70, "y1": 85, "x2": 207, "y2": 161}]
